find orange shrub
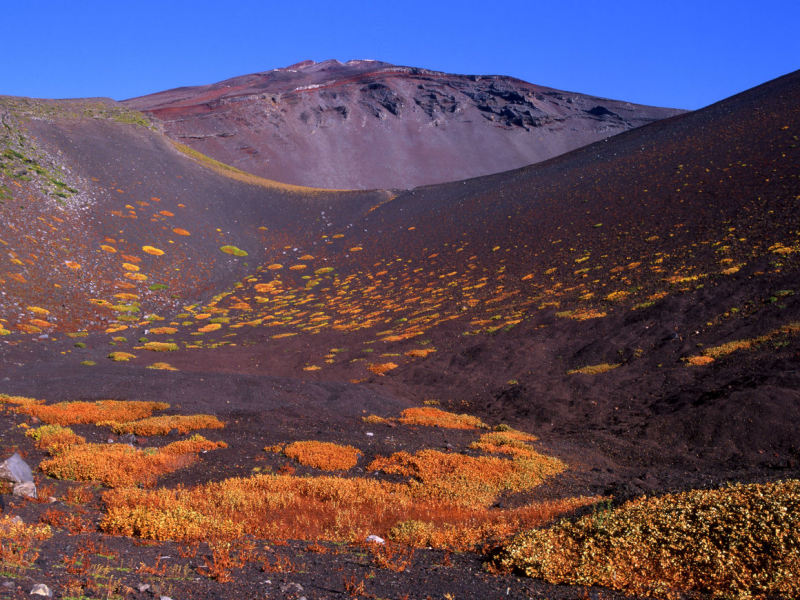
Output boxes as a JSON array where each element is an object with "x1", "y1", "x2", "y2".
[
  {"x1": 25, "y1": 425, "x2": 86, "y2": 455},
  {"x1": 40, "y1": 435, "x2": 224, "y2": 487},
  {"x1": 0, "y1": 516, "x2": 52, "y2": 568},
  {"x1": 18, "y1": 399, "x2": 169, "y2": 425},
  {"x1": 160, "y1": 435, "x2": 227, "y2": 455},
  {"x1": 100, "y1": 414, "x2": 224, "y2": 436},
  {"x1": 398, "y1": 407, "x2": 486, "y2": 430},
  {"x1": 366, "y1": 448, "x2": 565, "y2": 507},
  {"x1": 367, "y1": 362, "x2": 398, "y2": 375},
  {"x1": 275, "y1": 441, "x2": 361, "y2": 471}
]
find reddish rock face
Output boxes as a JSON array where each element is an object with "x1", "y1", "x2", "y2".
[{"x1": 124, "y1": 59, "x2": 683, "y2": 190}]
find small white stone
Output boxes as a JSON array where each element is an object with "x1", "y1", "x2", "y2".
[
  {"x1": 30, "y1": 583, "x2": 52, "y2": 597},
  {"x1": 366, "y1": 534, "x2": 385, "y2": 544}
]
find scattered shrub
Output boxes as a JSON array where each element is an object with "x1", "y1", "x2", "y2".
[
  {"x1": 17, "y1": 399, "x2": 169, "y2": 425},
  {"x1": 40, "y1": 435, "x2": 224, "y2": 487},
  {"x1": 274, "y1": 441, "x2": 362, "y2": 471},
  {"x1": 494, "y1": 480, "x2": 800, "y2": 599},
  {"x1": 397, "y1": 407, "x2": 486, "y2": 430},
  {"x1": 100, "y1": 414, "x2": 224, "y2": 436},
  {"x1": 25, "y1": 424, "x2": 85, "y2": 454},
  {"x1": 0, "y1": 516, "x2": 52, "y2": 568}
]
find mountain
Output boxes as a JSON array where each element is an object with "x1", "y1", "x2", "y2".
[
  {"x1": 123, "y1": 59, "x2": 684, "y2": 189},
  {"x1": 0, "y1": 68, "x2": 799, "y2": 599}
]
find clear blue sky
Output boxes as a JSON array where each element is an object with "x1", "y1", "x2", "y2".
[{"x1": 2, "y1": 0, "x2": 798, "y2": 109}]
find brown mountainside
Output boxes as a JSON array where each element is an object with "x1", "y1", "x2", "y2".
[{"x1": 124, "y1": 59, "x2": 684, "y2": 189}]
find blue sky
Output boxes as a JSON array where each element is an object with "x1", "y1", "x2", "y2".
[{"x1": 2, "y1": 0, "x2": 798, "y2": 109}]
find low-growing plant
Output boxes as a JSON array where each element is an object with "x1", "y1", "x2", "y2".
[
  {"x1": 0, "y1": 515, "x2": 52, "y2": 568},
  {"x1": 40, "y1": 435, "x2": 225, "y2": 487},
  {"x1": 16, "y1": 399, "x2": 169, "y2": 425},
  {"x1": 99, "y1": 414, "x2": 224, "y2": 436},
  {"x1": 25, "y1": 424, "x2": 85, "y2": 454},
  {"x1": 397, "y1": 406, "x2": 486, "y2": 430},
  {"x1": 494, "y1": 479, "x2": 800, "y2": 599},
  {"x1": 272, "y1": 441, "x2": 362, "y2": 471}
]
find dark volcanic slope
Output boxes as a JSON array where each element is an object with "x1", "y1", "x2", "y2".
[
  {"x1": 124, "y1": 59, "x2": 683, "y2": 190},
  {"x1": 0, "y1": 69, "x2": 799, "y2": 600},
  {"x1": 0, "y1": 96, "x2": 387, "y2": 332}
]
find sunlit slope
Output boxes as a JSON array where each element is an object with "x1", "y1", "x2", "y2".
[
  {"x1": 0, "y1": 96, "x2": 386, "y2": 334},
  {"x1": 136, "y1": 70, "x2": 799, "y2": 377}
]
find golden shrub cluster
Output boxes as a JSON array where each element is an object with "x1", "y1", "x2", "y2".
[
  {"x1": 0, "y1": 516, "x2": 52, "y2": 568},
  {"x1": 367, "y1": 361, "x2": 399, "y2": 375},
  {"x1": 99, "y1": 412, "x2": 574, "y2": 549},
  {"x1": 367, "y1": 445, "x2": 565, "y2": 508},
  {"x1": 396, "y1": 407, "x2": 487, "y2": 430},
  {"x1": 100, "y1": 471, "x2": 588, "y2": 551},
  {"x1": 271, "y1": 441, "x2": 362, "y2": 471},
  {"x1": 495, "y1": 479, "x2": 800, "y2": 599},
  {"x1": 25, "y1": 424, "x2": 85, "y2": 454},
  {"x1": 100, "y1": 414, "x2": 224, "y2": 436},
  {"x1": 17, "y1": 399, "x2": 169, "y2": 425},
  {"x1": 686, "y1": 322, "x2": 800, "y2": 365},
  {"x1": 566, "y1": 362, "x2": 620, "y2": 375},
  {"x1": 40, "y1": 435, "x2": 225, "y2": 488}
]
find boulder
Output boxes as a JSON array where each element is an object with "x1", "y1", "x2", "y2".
[{"x1": 0, "y1": 452, "x2": 33, "y2": 484}]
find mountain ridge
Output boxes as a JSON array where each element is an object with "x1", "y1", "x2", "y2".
[{"x1": 124, "y1": 59, "x2": 684, "y2": 189}]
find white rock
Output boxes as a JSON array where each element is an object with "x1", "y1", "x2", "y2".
[
  {"x1": 0, "y1": 453, "x2": 33, "y2": 483},
  {"x1": 13, "y1": 481, "x2": 37, "y2": 499},
  {"x1": 29, "y1": 583, "x2": 52, "y2": 597},
  {"x1": 366, "y1": 534, "x2": 385, "y2": 544}
]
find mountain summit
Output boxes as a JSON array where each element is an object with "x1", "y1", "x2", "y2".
[{"x1": 124, "y1": 59, "x2": 683, "y2": 189}]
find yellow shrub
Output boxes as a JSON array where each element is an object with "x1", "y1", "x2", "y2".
[
  {"x1": 567, "y1": 363, "x2": 620, "y2": 375},
  {"x1": 495, "y1": 480, "x2": 800, "y2": 600},
  {"x1": 25, "y1": 424, "x2": 85, "y2": 455}
]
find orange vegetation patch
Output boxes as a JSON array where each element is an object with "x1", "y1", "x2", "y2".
[
  {"x1": 405, "y1": 348, "x2": 437, "y2": 358},
  {"x1": 0, "y1": 394, "x2": 42, "y2": 410},
  {"x1": 142, "y1": 245, "x2": 165, "y2": 256},
  {"x1": 122, "y1": 262, "x2": 140, "y2": 272},
  {"x1": 139, "y1": 342, "x2": 178, "y2": 352},
  {"x1": 389, "y1": 497, "x2": 600, "y2": 550},
  {"x1": 172, "y1": 227, "x2": 191, "y2": 236},
  {"x1": 15, "y1": 399, "x2": 169, "y2": 426},
  {"x1": 0, "y1": 515, "x2": 52, "y2": 568},
  {"x1": 108, "y1": 351, "x2": 136, "y2": 362},
  {"x1": 567, "y1": 363, "x2": 620, "y2": 375},
  {"x1": 197, "y1": 323, "x2": 222, "y2": 333},
  {"x1": 147, "y1": 362, "x2": 178, "y2": 371},
  {"x1": 685, "y1": 322, "x2": 800, "y2": 365},
  {"x1": 271, "y1": 441, "x2": 362, "y2": 471},
  {"x1": 100, "y1": 414, "x2": 224, "y2": 436},
  {"x1": 367, "y1": 447, "x2": 564, "y2": 507},
  {"x1": 149, "y1": 327, "x2": 178, "y2": 335},
  {"x1": 25, "y1": 425, "x2": 86, "y2": 455},
  {"x1": 686, "y1": 355, "x2": 715, "y2": 366},
  {"x1": 124, "y1": 272, "x2": 148, "y2": 281},
  {"x1": 367, "y1": 362, "x2": 398, "y2": 375},
  {"x1": 41, "y1": 435, "x2": 226, "y2": 488},
  {"x1": 398, "y1": 407, "x2": 486, "y2": 430}
]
